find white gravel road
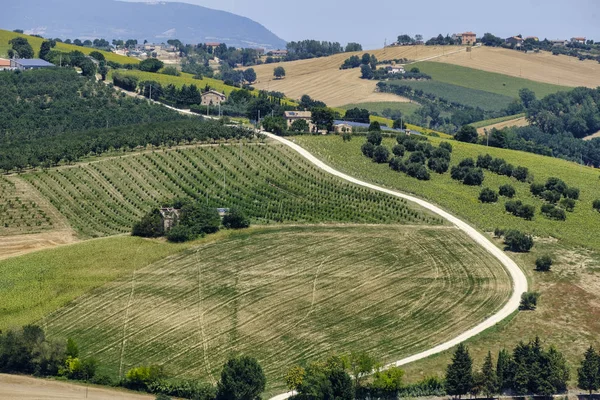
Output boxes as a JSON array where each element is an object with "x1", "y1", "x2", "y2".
[{"x1": 263, "y1": 132, "x2": 528, "y2": 400}]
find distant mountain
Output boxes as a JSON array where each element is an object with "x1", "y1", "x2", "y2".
[{"x1": 0, "y1": 0, "x2": 287, "y2": 50}]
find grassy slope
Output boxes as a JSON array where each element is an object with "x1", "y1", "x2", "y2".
[
  {"x1": 339, "y1": 101, "x2": 422, "y2": 117},
  {"x1": 296, "y1": 135, "x2": 600, "y2": 382},
  {"x1": 0, "y1": 235, "x2": 194, "y2": 330},
  {"x1": 44, "y1": 225, "x2": 511, "y2": 395},
  {"x1": 413, "y1": 61, "x2": 568, "y2": 98},
  {"x1": 21, "y1": 142, "x2": 440, "y2": 238},
  {"x1": 471, "y1": 113, "x2": 526, "y2": 129},
  {"x1": 0, "y1": 29, "x2": 137, "y2": 64}
]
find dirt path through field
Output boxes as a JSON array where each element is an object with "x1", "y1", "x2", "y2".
[
  {"x1": 477, "y1": 116, "x2": 529, "y2": 135},
  {"x1": 0, "y1": 374, "x2": 154, "y2": 400},
  {"x1": 583, "y1": 130, "x2": 600, "y2": 141},
  {"x1": 264, "y1": 132, "x2": 528, "y2": 400}
]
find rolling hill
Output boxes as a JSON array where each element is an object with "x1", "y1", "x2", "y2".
[{"x1": 0, "y1": 0, "x2": 286, "y2": 50}]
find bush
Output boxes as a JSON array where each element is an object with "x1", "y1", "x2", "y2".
[
  {"x1": 479, "y1": 188, "x2": 498, "y2": 203},
  {"x1": 488, "y1": 157, "x2": 506, "y2": 174},
  {"x1": 132, "y1": 208, "x2": 164, "y2": 238},
  {"x1": 415, "y1": 142, "x2": 434, "y2": 158},
  {"x1": 541, "y1": 204, "x2": 566, "y2": 221},
  {"x1": 161, "y1": 66, "x2": 180, "y2": 76},
  {"x1": 505, "y1": 200, "x2": 535, "y2": 220},
  {"x1": 361, "y1": 142, "x2": 375, "y2": 158},
  {"x1": 535, "y1": 255, "x2": 553, "y2": 272},
  {"x1": 406, "y1": 162, "x2": 430, "y2": 180},
  {"x1": 476, "y1": 154, "x2": 492, "y2": 169},
  {"x1": 428, "y1": 157, "x2": 449, "y2": 174},
  {"x1": 124, "y1": 365, "x2": 166, "y2": 391},
  {"x1": 541, "y1": 190, "x2": 562, "y2": 204},
  {"x1": 519, "y1": 292, "x2": 539, "y2": 310},
  {"x1": 512, "y1": 166, "x2": 530, "y2": 182},
  {"x1": 564, "y1": 187, "x2": 580, "y2": 200},
  {"x1": 373, "y1": 145, "x2": 390, "y2": 163},
  {"x1": 366, "y1": 131, "x2": 382, "y2": 145},
  {"x1": 494, "y1": 227, "x2": 505, "y2": 238},
  {"x1": 545, "y1": 177, "x2": 567, "y2": 195},
  {"x1": 504, "y1": 229, "x2": 534, "y2": 252},
  {"x1": 166, "y1": 224, "x2": 194, "y2": 243},
  {"x1": 559, "y1": 197, "x2": 576, "y2": 212},
  {"x1": 439, "y1": 141, "x2": 453, "y2": 153},
  {"x1": 139, "y1": 58, "x2": 165, "y2": 73},
  {"x1": 392, "y1": 144, "x2": 405, "y2": 157},
  {"x1": 368, "y1": 121, "x2": 381, "y2": 132},
  {"x1": 222, "y1": 208, "x2": 250, "y2": 229},
  {"x1": 216, "y1": 356, "x2": 266, "y2": 400},
  {"x1": 404, "y1": 139, "x2": 418, "y2": 152},
  {"x1": 463, "y1": 168, "x2": 484, "y2": 186},
  {"x1": 408, "y1": 151, "x2": 426, "y2": 164},
  {"x1": 593, "y1": 199, "x2": 600, "y2": 212},
  {"x1": 530, "y1": 183, "x2": 545, "y2": 196},
  {"x1": 499, "y1": 163, "x2": 514, "y2": 177},
  {"x1": 179, "y1": 203, "x2": 221, "y2": 236},
  {"x1": 389, "y1": 157, "x2": 404, "y2": 172},
  {"x1": 431, "y1": 147, "x2": 451, "y2": 161},
  {"x1": 499, "y1": 184, "x2": 516, "y2": 198},
  {"x1": 291, "y1": 119, "x2": 309, "y2": 132}
]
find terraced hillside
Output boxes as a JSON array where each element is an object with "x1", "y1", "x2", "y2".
[
  {"x1": 23, "y1": 142, "x2": 441, "y2": 238},
  {"x1": 44, "y1": 225, "x2": 511, "y2": 395}
]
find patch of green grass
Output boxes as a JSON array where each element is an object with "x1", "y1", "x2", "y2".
[
  {"x1": 22, "y1": 143, "x2": 440, "y2": 238},
  {"x1": 339, "y1": 101, "x2": 422, "y2": 117},
  {"x1": 412, "y1": 61, "x2": 567, "y2": 98},
  {"x1": 44, "y1": 225, "x2": 511, "y2": 395},
  {"x1": 471, "y1": 113, "x2": 526, "y2": 129},
  {"x1": 388, "y1": 80, "x2": 514, "y2": 112},
  {"x1": 0, "y1": 235, "x2": 193, "y2": 330},
  {"x1": 0, "y1": 29, "x2": 137, "y2": 64},
  {"x1": 295, "y1": 135, "x2": 600, "y2": 250}
]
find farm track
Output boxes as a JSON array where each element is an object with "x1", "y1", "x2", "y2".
[{"x1": 263, "y1": 132, "x2": 528, "y2": 400}]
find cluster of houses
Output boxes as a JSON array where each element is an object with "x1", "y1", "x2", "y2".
[
  {"x1": 0, "y1": 58, "x2": 55, "y2": 71},
  {"x1": 505, "y1": 36, "x2": 587, "y2": 48}
]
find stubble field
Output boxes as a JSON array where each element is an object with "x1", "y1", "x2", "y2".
[{"x1": 44, "y1": 225, "x2": 511, "y2": 395}]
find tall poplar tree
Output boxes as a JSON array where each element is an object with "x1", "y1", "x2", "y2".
[{"x1": 579, "y1": 346, "x2": 600, "y2": 395}]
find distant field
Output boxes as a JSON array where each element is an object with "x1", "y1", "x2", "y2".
[
  {"x1": 22, "y1": 143, "x2": 439, "y2": 238},
  {"x1": 476, "y1": 116, "x2": 529, "y2": 135},
  {"x1": 412, "y1": 61, "x2": 568, "y2": 98},
  {"x1": 471, "y1": 113, "x2": 526, "y2": 129},
  {"x1": 340, "y1": 101, "x2": 422, "y2": 117},
  {"x1": 388, "y1": 80, "x2": 514, "y2": 112},
  {"x1": 244, "y1": 45, "x2": 464, "y2": 107},
  {"x1": 433, "y1": 46, "x2": 600, "y2": 89},
  {"x1": 44, "y1": 225, "x2": 511, "y2": 395},
  {"x1": 0, "y1": 235, "x2": 193, "y2": 330},
  {"x1": 0, "y1": 29, "x2": 137, "y2": 64}
]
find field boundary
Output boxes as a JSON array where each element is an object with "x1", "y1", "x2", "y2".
[{"x1": 264, "y1": 132, "x2": 527, "y2": 400}]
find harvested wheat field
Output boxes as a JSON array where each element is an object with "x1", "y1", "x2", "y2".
[
  {"x1": 477, "y1": 116, "x2": 530, "y2": 135},
  {"x1": 246, "y1": 46, "x2": 463, "y2": 107},
  {"x1": 434, "y1": 46, "x2": 600, "y2": 88},
  {"x1": 44, "y1": 225, "x2": 511, "y2": 395}
]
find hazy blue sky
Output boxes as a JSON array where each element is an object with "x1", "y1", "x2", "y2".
[{"x1": 128, "y1": 0, "x2": 600, "y2": 49}]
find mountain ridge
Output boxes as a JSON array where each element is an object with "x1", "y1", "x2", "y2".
[{"x1": 0, "y1": 0, "x2": 287, "y2": 49}]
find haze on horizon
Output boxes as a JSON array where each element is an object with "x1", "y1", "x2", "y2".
[{"x1": 126, "y1": 0, "x2": 599, "y2": 49}]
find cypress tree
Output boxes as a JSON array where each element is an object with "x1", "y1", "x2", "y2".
[
  {"x1": 445, "y1": 343, "x2": 473, "y2": 399},
  {"x1": 482, "y1": 351, "x2": 499, "y2": 398},
  {"x1": 579, "y1": 346, "x2": 600, "y2": 395},
  {"x1": 496, "y1": 348, "x2": 514, "y2": 392}
]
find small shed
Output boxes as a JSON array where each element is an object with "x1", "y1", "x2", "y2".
[{"x1": 159, "y1": 208, "x2": 180, "y2": 232}]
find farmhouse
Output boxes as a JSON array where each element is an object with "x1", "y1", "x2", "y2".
[
  {"x1": 0, "y1": 58, "x2": 11, "y2": 70},
  {"x1": 201, "y1": 90, "x2": 227, "y2": 106},
  {"x1": 205, "y1": 42, "x2": 222, "y2": 51},
  {"x1": 159, "y1": 208, "x2": 180, "y2": 232},
  {"x1": 505, "y1": 36, "x2": 524, "y2": 47},
  {"x1": 571, "y1": 37, "x2": 586, "y2": 45},
  {"x1": 551, "y1": 39, "x2": 568, "y2": 46},
  {"x1": 270, "y1": 50, "x2": 288, "y2": 57},
  {"x1": 334, "y1": 123, "x2": 353, "y2": 133},
  {"x1": 284, "y1": 111, "x2": 314, "y2": 130},
  {"x1": 10, "y1": 59, "x2": 55, "y2": 70},
  {"x1": 460, "y1": 32, "x2": 477, "y2": 46}
]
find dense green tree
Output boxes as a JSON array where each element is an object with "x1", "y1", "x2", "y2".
[
  {"x1": 290, "y1": 119, "x2": 309, "y2": 132},
  {"x1": 496, "y1": 348, "x2": 514, "y2": 392},
  {"x1": 479, "y1": 188, "x2": 499, "y2": 203},
  {"x1": 39, "y1": 41, "x2": 55, "y2": 61},
  {"x1": 578, "y1": 346, "x2": 600, "y2": 395},
  {"x1": 535, "y1": 255, "x2": 553, "y2": 271},
  {"x1": 455, "y1": 125, "x2": 478, "y2": 143},
  {"x1": 216, "y1": 356, "x2": 266, "y2": 400},
  {"x1": 8, "y1": 37, "x2": 34, "y2": 59},
  {"x1": 481, "y1": 351, "x2": 498, "y2": 398},
  {"x1": 345, "y1": 42, "x2": 363, "y2": 52},
  {"x1": 445, "y1": 344, "x2": 473, "y2": 399},
  {"x1": 132, "y1": 208, "x2": 165, "y2": 238},
  {"x1": 246, "y1": 98, "x2": 274, "y2": 121},
  {"x1": 139, "y1": 58, "x2": 164, "y2": 72},
  {"x1": 504, "y1": 230, "x2": 534, "y2": 252},
  {"x1": 261, "y1": 116, "x2": 287, "y2": 135},
  {"x1": 344, "y1": 107, "x2": 370, "y2": 123},
  {"x1": 361, "y1": 142, "x2": 375, "y2": 158},
  {"x1": 360, "y1": 64, "x2": 374, "y2": 79},
  {"x1": 368, "y1": 121, "x2": 381, "y2": 132},
  {"x1": 499, "y1": 184, "x2": 516, "y2": 198},
  {"x1": 243, "y1": 68, "x2": 257, "y2": 84},
  {"x1": 179, "y1": 202, "x2": 221, "y2": 237},
  {"x1": 366, "y1": 131, "x2": 383, "y2": 145},
  {"x1": 273, "y1": 66, "x2": 286, "y2": 79},
  {"x1": 373, "y1": 146, "x2": 390, "y2": 163},
  {"x1": 593, "y1": 199, "x2": 600, "y2": 212},
  {"x1": 519, "y1": 88, "x2": 537, "y2": 108},
  {"x1": 519, "y1": 292, "x2": 539, "y2": 310},
  {"x1": 311, "y1": 107, "x2": 335, "y2": 131},
  {"x1": 79, "y1": 58, "x2": 97, "y2": 77}
]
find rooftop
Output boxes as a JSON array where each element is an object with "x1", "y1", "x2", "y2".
[
  {"x1": 285, "y1": 111, "x2": 311, "y2": 118},
  {"x1": 12, "y1": 58, "x2": 55, "y2": 67},
  {"x1": 0, "y1": 58, "x2": 10, "y2": 67},
  {"x1": 202, "y1": 90, "x2": 226, "y2": 98}
]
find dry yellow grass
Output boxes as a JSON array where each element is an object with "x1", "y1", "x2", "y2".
[
  {"x1": 246, "y1": 46, "x2": 463, "y2": 107},
  {"x1": 477, "y1": 116, "x2": 529, "y2": 135},
  {"x1": 434, "y1": 46, "x2": 600, "y2": 88}
]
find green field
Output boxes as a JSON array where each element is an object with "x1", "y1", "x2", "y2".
[
  {"x1": 0, "y1": 235, "x2": 195, "y2": 330},
  {"x1": 44, "y1": 225, "x2": 511, "y2": 394},
  {"x1": 296, "y1": 135, "x2": 600, "y2": 250},
  {"x1": 0, "y1": 29, "x2": 137, "y2": 64},
  {"x1": 388, "y1": 79, "x2": 514, "y2": 112},
  {"x1": 412, "y1": 61, "x2": 568, "y2": 99},
  {"x1": 22, "y1": 142, "x2": 440, "y2": 238},
  {"x1": 471, "y1": 113, "x2": 526, "y2": 129},
  {"x1": 339, "y1": 101, "x2": 422, "y2": 117}
]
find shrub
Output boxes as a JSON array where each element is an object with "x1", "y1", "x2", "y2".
[
  {"x1": 222, "y1": 208, "x2": 250, "y2": 229},
  {"x1": 179, "y1": 203, "x2": 220, "y2": 236},
  {"x1": 505, "y1": 200, "x2": 535, "y2": 220},
  {"x1": 368, "y1": 121, "x2": 381, "y2": 132},
  {"x1": 535, "y1": 255, "x2": 553, "y2": 272},
  {"x1": 406, "y1": 163, "x2": 430, "y2": 180},
  {"x1": 541, "y1": 190, "x2": 562, "y2": 204},
  {"x1": 479, "y1": 188, "x2": 498, "y2": 203},
  {"x1": 519, "y1": 292, "x2": 539, "y2": 310},
  {"x1": 361, "y1": 142, "x2": 375, "y2": 158},
  {"x1": 166, "y1": 224, "x2": 194, "y2": 243},
  {"x1": 530, "y1": 183, "x2": 545, "y2": 196},
  {"x1": 593, "y1": 199, "x2": 600, "y2": 212},
  {"x1": 559, "y1": 198, "x2": 576, "y2": 212},
  {"x1": 124, "y1": 365, "x2": 166, "y2": 391},
  {"x1": 512, "y1": 166, "x2": 530, "y2": 182},
  {"x1": 428, "y1": 158, "x2": 449, "y2": 174},
  {"x1": 403, "y1": 139, "x2": 418, "y2": 152},
  {"x1": 156, "y1": 395, "x2": 171, "y2": 400},
  {"x1": 132, "y1": 208, "x2": 164, "y2": 238},
  {"x1": 458, "y1": 158, "x2": 475, "y2": 168},
  {"x1": 373, "y1": 146, "x2": 390, "y2": 163},
  {"x1": 408, "y1": 151, "x2": 426, "y2": 164},
  {"x1": 439, "y1": 141, "x2": 453, "y2": 153},
  {"x1": 389, "y1": 157, "x2": 404, "y2": 172},
  {"x1": 564, "y1": 187, "x2": 580, "y2": 200},
  {"x1": 545, "y1": 177, "x2": 567, "y2": 195},
  {"x1": 431, "y1": 147, "x2": 451, "y2": 161},
  {"x1": 463, "y1": 168, "x2": 485, "y2": 186},
  {"x1": 541, "y1": 204, "x2": 566, "y2": 221},
  {"x1": 493, "y1": 227, "x2": 505, "y2": 238},
  {"x1": 216, "y1": 356, "x2": 266, "y2": 400},
  {"x1": 488, "y1": 158, "x2": 506, "y2": 174},
  {"x1": 415, "y1": 142, "x2": 434, "y2": 158},
  {"x1": 455, "y1": 125, "x2": 478, "y2": 143},
  {"x1": 499, "y1": 163, "x2": 514, "y2": 177},
  {"x1": 504, "y1": 229, "x2": 534, "y2": 252},
  {"x1": 392, "y1": 144, "x2": 405, "y2": 157},
  {"x1": 291, "y1": 119, "x2": 309, "y2": 132},
  {"x1": 476, "y1": 154, "x2": 492, "y2": 169},
  {"x1": 161, "y1": 66, "x2": 180, "y2": 76},
  {"x1": 366, "y1": 131, "x2": 382, "y2": 145},
  {"x1": 499, "y1": 184, "x2": 516, "y2": 198},
  {"x1": 139, "y1": 58, "x2": 165, "y2": 73}
]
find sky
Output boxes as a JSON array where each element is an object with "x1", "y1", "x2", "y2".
[{"x1": 126, "y1": 0, "x2": 600, "y2": 49}]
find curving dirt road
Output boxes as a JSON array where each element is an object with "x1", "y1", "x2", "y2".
[{"x1": 263, "y1": 132, "x2": 528, "y2": 400}]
